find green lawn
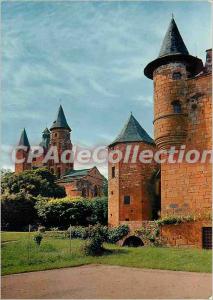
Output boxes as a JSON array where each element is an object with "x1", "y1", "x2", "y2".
[{"x1": 1, "y1": 231, "x2": 212, "y2": 275}]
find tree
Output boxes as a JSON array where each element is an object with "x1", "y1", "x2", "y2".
[
  {"x1": 1, "y1": 192, "x2": 37, "y2": 230},
  {"x1": 102, "y1": 177, "x2": 108, "y2": 196},
  {"x1": 1, "y1": 168, "x2": 66, "y2": 198}
]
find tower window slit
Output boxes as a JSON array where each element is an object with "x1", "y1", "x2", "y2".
[{"x1": 172, "y1": 100, "x2": 182, "y2": 113}]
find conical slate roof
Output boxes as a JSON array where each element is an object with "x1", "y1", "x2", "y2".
[
  {"x1": 158, "y1": 18, "x2": 189, "y2": 58},
  {"x1": 18, "y1": 128, "x2": 30, "y2": 147},
  {"x1": 50, "y1": 105, "x2": 71, "y2": 131},
  {"x1": 43, "y1": 127, "x2": 50, "y2": 135},
  {"x1": 39, "y1": 128, "x2": 50, "y2": 149},
  {"x1": 144, "y1": 17, "x2": 203, "y2": 79},
  {"x1": 109, "y1": 114, "x2": 154, "y2": 146}
]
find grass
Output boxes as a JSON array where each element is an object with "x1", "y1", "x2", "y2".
[{"x1": 1, "y1": 231, "x2": 212, "y2": 275}]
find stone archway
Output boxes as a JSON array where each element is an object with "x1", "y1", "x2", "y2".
[{"x1": 122, "y1": 236, "x2": 144, "y2": 247}]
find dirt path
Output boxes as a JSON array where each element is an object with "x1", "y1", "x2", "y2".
[{"x1": 1, "y1": 264, "x2": 212, "y2": 299}]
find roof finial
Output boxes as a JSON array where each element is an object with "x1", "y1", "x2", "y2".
[{"x1": 172, "y1": 13, "x2": 174, "y2": 19}]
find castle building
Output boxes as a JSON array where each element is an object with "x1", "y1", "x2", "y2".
[
  {"x1": 108, "y1": 18, "x2": 212, "y2": 248},
  {"x1": 15, "y1": 105, "x2": 104, "y2": 198}
]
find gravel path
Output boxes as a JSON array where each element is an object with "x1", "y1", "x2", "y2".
[{"x1": 2, "y1": 264, "x2": 212, "y2": 299}]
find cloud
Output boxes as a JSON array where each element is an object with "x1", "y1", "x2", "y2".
[{"x1": 1, "y1": 1, "x2": 211, "y2": 171}]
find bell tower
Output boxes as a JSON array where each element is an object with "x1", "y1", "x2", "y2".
[
  {"x1": 15, "y1": 128, "x2": 31, "y2": 173},
  {"x1": 144, "y1": 17, "x2": 203, "y2": 149},
  {"x1": 49, "y1": 105, "x2": 73, "y2": 178}
]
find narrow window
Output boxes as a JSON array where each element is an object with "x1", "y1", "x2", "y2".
[
  {"x1": 124, "y1": 195, "x2": 130, "y2": 205},
  {"x1": 172, "y1": 72, "x2": 182, "y2": 80},
  {"x1": 112, "y1": 166, "x2": 115, "y2": 178},
  {"x1": 172, "y1": 100, "x2": 182, "y2": 113},
  {"x1": 202, "y1": 227, "x2": 212, "y2": 249},
  {"x1": 111, "y1": 191, "x2": 113, "y2": 195}
]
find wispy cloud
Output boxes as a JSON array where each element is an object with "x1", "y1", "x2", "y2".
[{"x1": 2, "y1": 1, "x2": 211, "y2": 175}]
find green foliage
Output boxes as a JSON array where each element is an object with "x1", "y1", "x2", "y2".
[
  {"x1": 2, "y1": 232, "x2": 211, "y2": 275},
  {"x1": 82, "y1": 235, "x2": 104, "y2": 256},
  {"x1": 135, "y1": 223, "x2": 161, "y2": 247},
  {"x1": 107, "y1": 225, "x2": 129, "y2": 243},
  {"x1": 156, "y1": 215, "x2": 194, "y2": 226},
  {"x1": 33, "y1": 233, "x2": 43, "y2": 246},
  {"x1": 102, "y1": 177, "x2": 108, "y2": 196},
  {"x1": 1, "y1": 193, "x2": 37, "y2": 230},
  {"x1": 66, "y1": 224, "x2": 128, "y2": 244},
  {"x1": 35, "y1": 197, "x2": 108, "y2": 229},
  {"x1": 1, "y1": 168, "x2": 66, "y2": 198}
]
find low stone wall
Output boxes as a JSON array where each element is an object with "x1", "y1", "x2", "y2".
[{"x1": 161, "y1": 220, "x2": 212, "y2": 248}]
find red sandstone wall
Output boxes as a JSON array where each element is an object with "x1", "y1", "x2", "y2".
[
  {"x1": 161, "y1": 221, "x2": 212, "y2": 248},
  {"x1": 108, "y1": 142, "x2": 158, "y2": 227}
]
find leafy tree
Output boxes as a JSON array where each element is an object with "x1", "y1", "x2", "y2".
[
  {"x1": 102, "y1": 177, "x2": 108, "y2": 196},
  {"x1": 1, "y1": 168, "x2": 66, "y2": 198},
  {"x1": 1, "y1": 192, "x2": 37, "y2": 230}
]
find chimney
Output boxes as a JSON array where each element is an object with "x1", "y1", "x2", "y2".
[{"x1": 205, "y1": 49, "x2": 212, "y2": 73}]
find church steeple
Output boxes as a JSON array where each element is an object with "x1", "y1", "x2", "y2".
[
  {"x1": 18, "y1": 128, "x2": 30, "y2": 148},
  {"x1": 50, "y1": 105, "x2": 71, "y2": 131},
  {"x1": 39, "y1": 128, "x2": 50, "y2": 149},
  {"x1": 144, "y1": 17, "x2": 203, "y2": 79}
]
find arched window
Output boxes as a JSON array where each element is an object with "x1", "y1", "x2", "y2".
[
  {"x1": 93, "y1": 185, "x2": 98, "y2": 197},
  {"x1": 172, "y1": 100, "x2": 182, "y2": 113}
]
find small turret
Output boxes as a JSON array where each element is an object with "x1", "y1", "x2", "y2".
[
  {"x1": 108, "y1": 114, "x2": 157, "y2": 228},
  {"x1": 15, "y1": 128, "x2": 31, "y2": 173}
]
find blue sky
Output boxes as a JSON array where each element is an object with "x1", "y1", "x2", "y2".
[{"x1": 2, "y1": 1, "x2": 211, "y2": 175}]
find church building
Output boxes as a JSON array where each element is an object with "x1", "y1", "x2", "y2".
[{"x1": 15, "y1": 105, "x2": 104, "y2": 198}]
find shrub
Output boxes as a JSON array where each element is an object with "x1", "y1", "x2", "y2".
[
  {"x1": 82, "y1": 236, "x2": 104, "y2": 256},
  {"x1": 107, "y1": 225, "x2": 129, "y2": 243},
  {"x1": 35, "y1": 197, "x2": 108, "y2": 229},
  {"x1": 33, "y1": 233, "x2": 43, "y2": 246},
  {"x1": 156, "y1": 215, "x2": 194, "y2": 226},
  {"x1": 1, "y1": 193, "x2": 37, "y2": 230},
  {"x1": 67, "y1": 226, "x2": 89, "y2": 239}
]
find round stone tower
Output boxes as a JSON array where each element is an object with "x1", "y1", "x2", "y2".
[{"x1": 144, "y1": 17, "x2": 203, "y2": 149}]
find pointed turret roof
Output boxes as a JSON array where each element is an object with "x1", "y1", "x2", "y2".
[
  {"x1": 158, "y1": 18, "x2": 189, "y2": 58},
  {"x1": 109, "y1": 114, "x2": 154, "y2": 147},
  {"x1": 39, "y1": 127, "x2": 50, "y2": 149},
  {"x1": 43, "y1": 127, "x2": 50, "y2": 135},
  {"x1": 50, "y1": 105, "x2": 71, "y2": 131},
  {"x1": 144, "y1": 17, "x2": 203, "y2": 79},
  {"x1": 18, "y1": 128, "x2": 30, "y2": 147}
]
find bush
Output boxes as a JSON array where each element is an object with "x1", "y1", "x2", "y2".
[
  {"x1": 33, "y1": 233, "x2": 43, "y2": 246},
  {"x1": 35, "y1": 197, "x2": 108, "y2": 229},
  {"x1": 67, "y1": 226, "x2": 89, "y2": 239},
  {"x1": 107, "y1": 225, "x2": 129, "y2": 243},
  {"x1": 156, "y1": 215, "x2": 194, "y2": 226},
  {"x1": 82, "y1": 235, "x2": 104, "y2": 256},
  {"x1": 1, "y1": 193, "x2": 37, "y2": 230}
]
